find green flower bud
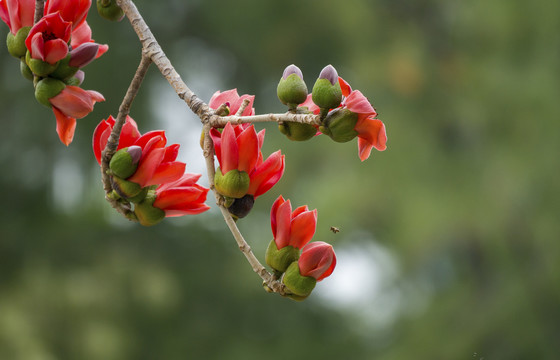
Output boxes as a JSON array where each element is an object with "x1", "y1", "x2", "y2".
[
  {"x1": 26, "y1": 50, "x2": 58, "y2": 77},
  {"x1": 6, "y1": 27, "x2": 31, "y2": 58},
  {"x1": 126, "y1": 187, "x2": 149, "y2": 204},
  {"x1": 64, "y1": 70, "x2": 85, "y2": 86},
  {"x1": 133, "y1": 191, "x2": 166, "y2": 226},
  {"x1": 34, "y1": 78, "x2": 66, "y2": 107},
  {"x1": 265, "y1": 240, "x2": 300, "y2": 273},
  {"x1": 319, "y1": 108, "x2": 359, "y2": 143},
  {"x1": 282, "y1": 261, "x2": 317, "y2": 297},
  {"x1": 277, "y1": 64, "x2": 308, "y2": 109},
  {"x1": 227, "y1": 194, "x2": 255, "y2": 219},
  {"x1": 214, "y1": 168, "x2": 250, "y2": 199},
  {"x1": 312, "y1": 65, "x2": 342, "y2": 110},
  {"x1": 110, "y1": 175, "x2": 143, "y2": 199},
  {"x1": 109, "y1": 146, "x2": 142, "y2": 179},
  {"x1": 278, "y1": 121, "x2": 316, "y2": 141},
  {"x1": 20, "y1": 60, "x2": 33, "y2": 81},
  {"x1": 97, "y1": 0, "x2": 125, "y2": 21},
  {"x1": 49, "y1": 54, "x2": 79, "y2": 81}
]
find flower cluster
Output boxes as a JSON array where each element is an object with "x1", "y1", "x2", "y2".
[
  {"x1": 277, "y1": 64, "x2": 388, "y2": 161},
  {"x1": 93, "y1": 116, "x2": 210, "y2": 226},
  {"x1": 209, "y1": 90, "x2": 285, "y2": 219},
  {"x1": 0, "y1": 0, "x2": 108, "y2": 145},
  {"x1": 265, "y1": 196, "x2": 336, "y2": 300}
]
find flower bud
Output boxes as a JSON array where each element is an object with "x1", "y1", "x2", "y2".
[
  {"x1": 69, "y1": 43, "x2": 99, "y2": 68},
  {"x1": 97, "y1": 0, "x2": 125, "y2": 21},
  {"x1": 110, "y1": 174, "x2": 143, "y2": 199},
  {"x1": 109, "y1": 146, "x2": 142, "y2": 179},
  {"x1": 34, "y1": 78, "x2": 66, "y2": 107},
  {"x1": 312, "y1": 65, "x2": 342, "y2": 110},
  {"x1": 26, "y1": 50, "x2": 58, "y2": 77},
  {"x1": 278, "y1": 121, "x2": 316, "y2": 141},
  {"x1": 133, "y1": 191, "x2": 166, "y2": 226},
  {"x1": 227, "y1": 194, "x2": 255, "y2": 219},
  {"x1": 282, "y1": 261, "x2": 317, "y2": 297},
  {"x1": 214, "y1": 168, "x2": 250, "y2": 199},
  {"x1": 265, "y1": 240, "x2": 300, "y2": 273},
  {"x1": 277, "y1": 64, "x2": 308, "y2": 109},
  {"x1": 6, "y1": 27, "x2": 31, "y2": 58},
  {"x1": 299, "y1": 242, "x2": 336, "y2": 281},
  {"x1": 319, "y1": 108, "x2": 359, "y2": 143}
]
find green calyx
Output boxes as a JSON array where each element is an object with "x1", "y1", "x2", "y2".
[
  {"x1": 97, "y1": 0, "x2": 125, "y2": 21},
  {"x1": 109, "y1": 147, "x2": 141, "y2": 179},
  {"x1": 110, "y1": 174, "x2": 143, "y2": 199},
  {"x1": 277, "y1": 73, "x2": 308, "y2": 109},
  {"x1": 34, "y1": 78, "x2": 66, "y2": 107},
  {"x1": 49, "y1": 54, "x2": 79, "y2": 81},
  {"x1": 6, "y1": 27, "x2": 30, "y2": 58},
  {"x1": 20, "y1": 60, "x2": 33, "y2": 81},
  {"x1": 133, "y1": 191, "x2": 166, "y2": 226},
  {"x1": 278, "y1": 121, "x2": 316, "y2": 141},
  {"x1": 311, "y1": 78, "x2": 342, "y2": 110},
  {"x1": 26, "y1": 50, "x2": 58, "y2": 77},
  {"x1": 214, "y1": 168, "x2": 250, "y2": 199},
  {"x1": 265, "y1": 240, "x2": 300, "y2": 273},
  {"x1": 282, "y1": 261, "x2": 317, "y2": 297},
  {"x1": 320, "y1": 108, "x2": 359, "y2": 143}
]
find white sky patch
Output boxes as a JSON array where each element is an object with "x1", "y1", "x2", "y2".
[
  {"x1": 313, "y1": 235, "x2": 403, "y2": 329},
  {"x1": 52, "y1": 153, "x2": 84, "y2": 213}
]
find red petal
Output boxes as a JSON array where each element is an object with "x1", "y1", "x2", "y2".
[
  {"x1": 53, "y1": 107, "x2": 76, "y2": 146},
  {"x1": 208, "y1": 89, "x2": 240, "y2": 110},
  {"x1": 209, "y1": 127, "x2": 223, "y2": 166},
  {"x1": 289, "y1": 209, "x2": 317, "y2": 249},
  {"x1": 92, "y1": 118, "x2": 112, "y2": 163},
  {"x1": 30, "y1": 32, "x2": 46, "y2": 61},
  {"x1": 145, "y1": 161, "x2": 186, "y2": 187},
  {"x1": 270, "y1": 195, "x2": 285, "y2": 238},
  {"x1": 344, "y1": 90, "x2": 376, "y2": 116},
  {"x1": 274, "y1": 199, "x2": 292, "y2": 249},
  {"x1": 355, "y1": 118, "x2": 387, "y2": 161},
  {"x1": 44, "y1": 37, "x2": 68, "y2": 64},
  {"x1": 220, "y1": 122, "x2": 238, "y2": 173},
  {"x1": 236, "y1": 125, "x2": 258, "y2": 173},
  {"x1": 118, "y1": 115, "x2": 141, "y2": 149},
  {"x1": 248, "y1": 151, "x2": 285, "y2": 198},
  {"x1": 339, "y1": 77, "x2": 352, "y2": 97},
  {"x1": 162, "y1": 144, "x2": 180, "y2": 163}
]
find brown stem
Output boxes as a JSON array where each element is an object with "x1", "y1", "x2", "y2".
[{"x1": 34, "y1": 0, "x2": 44, "y2": 24}]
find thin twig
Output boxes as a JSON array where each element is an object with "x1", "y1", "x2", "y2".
[
  {"x1": 34, "y1": 0, "x2": 44, "y2": 24},
  {"x1": 100, "y1": 53, "x2": 152, "y2": 219},
  {"x1": 212, "y1": 112, "x2": 320, "y2": 127}
]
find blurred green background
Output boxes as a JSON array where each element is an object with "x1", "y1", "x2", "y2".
[{"x1": 1, "y1": 0, "x2": 559, "y2": 359}]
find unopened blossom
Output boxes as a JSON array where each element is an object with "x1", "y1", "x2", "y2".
[{"x1": 298, "y1": 241, "x2": 336, "y2": 281}]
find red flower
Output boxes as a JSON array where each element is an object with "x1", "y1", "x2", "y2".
[
  {"x1": 44, "y1": 0, "x2": 90, "y2": 29},
  {"x1": 298, "y1": 242, "x2": 336, "y2": 281},
  {"x1": 209, "y1": 89, "x2": 255, "y2": 116},
  {"x1": 210, "y1": 122, "x2": 261, "y2": 174},
  {"x1": 342, "y1": 89, "x2": 387, "y2": 161},
  {"x1": 270, "y1": 195, "x2": 317, "y2": 250},
  {"x1": 0, "y1": 0, "x2": 35, "y2": 34},
  {"x1": 25, "y1": 12, "x2": 71, "y2": 64},
  {"x1": 49, "y1": 85, "x2": 104, "y2": 145},
  {"x1": 92, "y1": 116, "x2": 186, "y2": 187},
  {"x1": 152, "y1": 173, "x2": 210, "y2": 217}
]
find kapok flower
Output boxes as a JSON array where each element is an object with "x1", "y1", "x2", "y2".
[
  {"x1": 281, "y1": 241, "x2": 336, "y2": 299},
  {"x1": 208, "y1": 89, "x2": 255, "y2": 116},
  {"x1": 25, "y1": 12, "x2": 71, "y2": 64},
  {"x1": 266, "y1": 195, "x2": 317, "y2": 272},
  {"x1": 133, "y1": 173, "x2": 210, "y2": 226},
  {"x1": 0, "y1": 0, "x2": 35, "y2": 34},
  {"x1": 246, "y1": 148, "x2": 285, "y2": 199},
  {"x1": 298, "y1": 242, "x2": 336, "y2": 281},
  {"x1": 44, "y1": 0, "x2": 91, "y2": 29},
  {"x1": 210, "y1": 122, "x2": 261, "y2": 199},
  {"x1": 48, "y1": 85, "x2": 104, "y2": 145},
  {"x1": 92, "y1": 116, "x2": 186, "y2": 194}
]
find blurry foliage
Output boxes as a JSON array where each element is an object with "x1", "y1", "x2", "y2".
[{"x1": 1, "y1": 0, "x2": 559, "y2": 359}]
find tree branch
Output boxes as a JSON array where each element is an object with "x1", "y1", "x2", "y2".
[{"x1": 34, "y1": 0, "x2": 44, "y2": 24}]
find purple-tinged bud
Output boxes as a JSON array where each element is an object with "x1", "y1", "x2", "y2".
[
  {"x1": 69, "y1": 43, "x2": 99, "y2": 68},
  {"x1": 277, "y1": 64, "x2": 308, "y2": 108},
  {"x1": 282, "y1": 64, "x2": 304, "y2": 80},
  {"x1": 312, "y1": 65, "x2": 342, "y2": 110},
  {"x1": 318, "y1": 64, "x2": 338, "y2": 85},
  {"x1": 110, "y1": 146, "x2": 142, "y2": 179},
  {"x1": 65, "y1": 70, "x2": 85, "y2": 86}
]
